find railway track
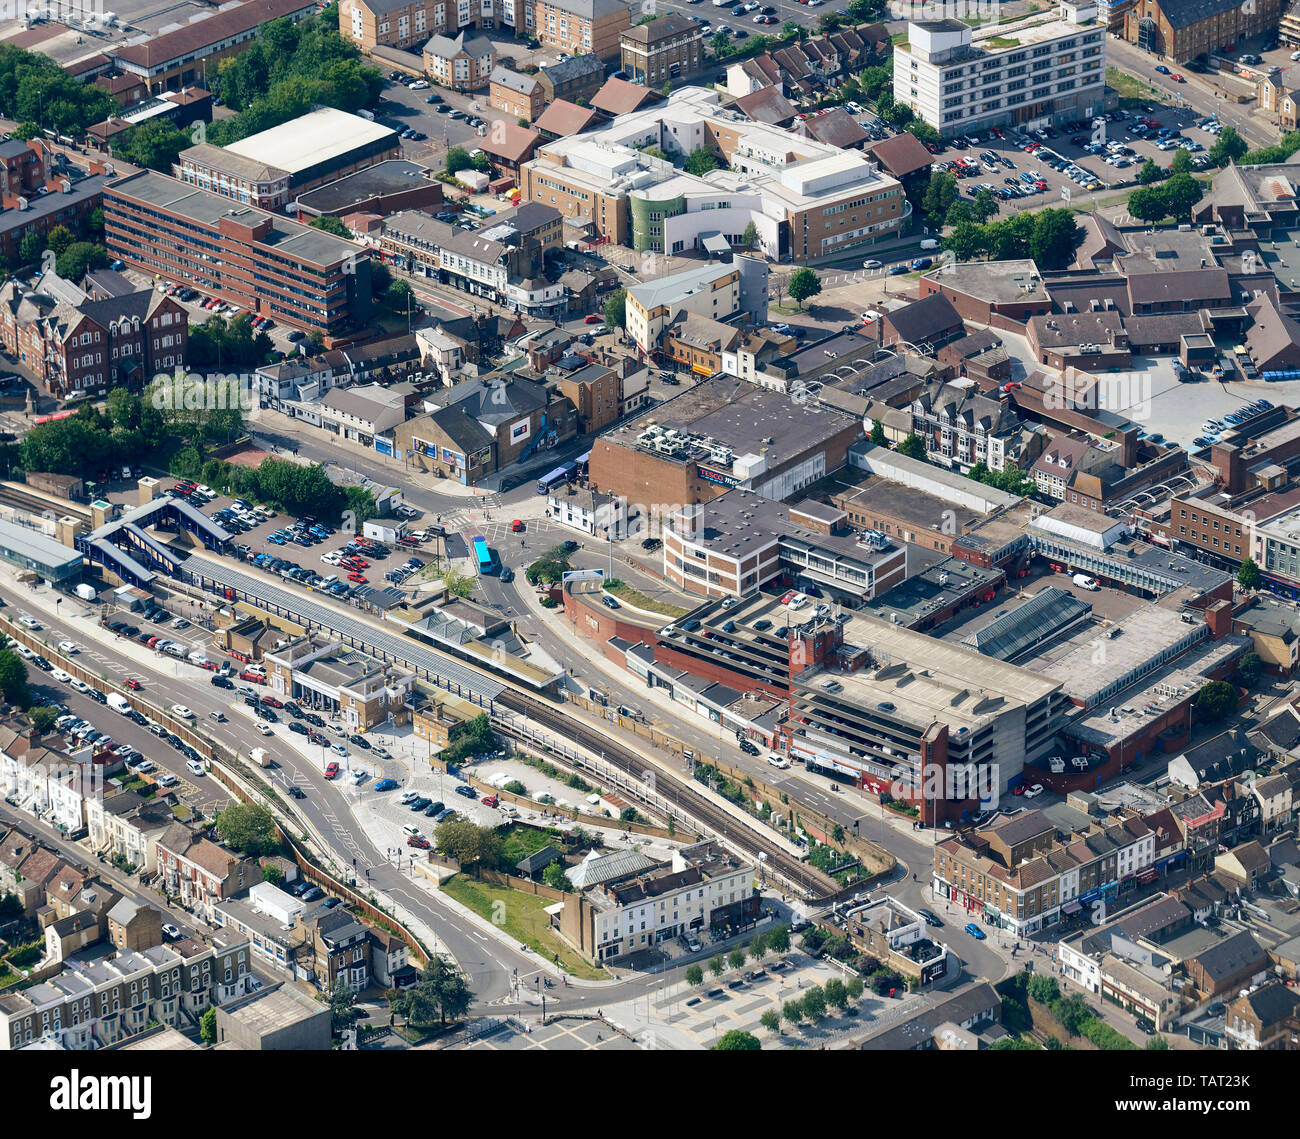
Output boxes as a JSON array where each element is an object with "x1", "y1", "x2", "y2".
[
  {"x1": 0, "y1": 483, "x2": 92, "y2": 523},
  {"x1": 498, "y1": 688, "x2": 837, "y2": 902}
]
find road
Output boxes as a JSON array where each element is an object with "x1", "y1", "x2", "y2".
[{"x1": 1104, "y1": 36, "x2": 1272, "y2": 148}]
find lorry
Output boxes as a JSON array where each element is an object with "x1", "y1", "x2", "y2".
[
  {"x1": 251, "y1": 747, "x2": 272, "y2": 768},
  {"x1": 107, "y1": 693, "x2": 132, "y2": 714}
]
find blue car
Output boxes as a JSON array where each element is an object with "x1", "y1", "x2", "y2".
[
  {"x1": 374, "y1": 778, "x2": 399, "y2": 792},
  {"x1": 1257, "y1": 399, "x2": 1273, "y2": 410},
  {"x1": 964, "y1": 922, "x2": 987, "y2": 940},
  {"x1": 888, "y1": 265, "x2": 908, "y2": 276},
  {"x1": 268, "y1": 535, "x2": 286, "y2": 545},
  {"x1": 911, "y1": 257, "x2": 933, "y2": 270}
]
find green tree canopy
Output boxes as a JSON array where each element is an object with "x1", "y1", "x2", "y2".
[
  {"x1": 214, "y1": 802, "x2": 279, "y2": 856},
  {"x1": 116, "y1": 120, "x2": 192, "y2": 172},
  {"x1": 1209, "y1": 125, "x2": 1247, "y2": 167},
  {"x1": 603, "y1": 287, "x2": 627, "y2": 330},
  {"x1": 921, "y1": 170, "x2": 958, "y2": 220},
  {"x1": 1236, "y1": 556, "x2": 1262, "y2": 591},
  {"x1": 712, "y1": 1030, "x2": 761, "y2": 1050},
  {"x1": 787, "y1": 267, "x2": 822, "y2": 309},
  {"x1": 897, "y1": 433, "x2": 928, "y2": 461},
  {"x1": 684, "y1": 145, "x2": 719, "y2": 176},
  {"x1": 309, "y1": 215, "x2": 353, "y2": 237},
  {"x1": 445, "y1": 146, "x2": 474, "y2": 175},
  {"x1": 1169, "y1": 146, "x2": 1193, "y2": 175},
  {"x1": 0, "y1": 650, "x2": 30, "y2": 706},
  {"x1": 1194, "y1": 680, "x2": 1238, "y2": 723},
  {"x1": 1136, "y1": 159, "x2": 1166, "y2": 185}
]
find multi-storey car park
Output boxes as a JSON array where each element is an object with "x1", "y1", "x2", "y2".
[{"x1": 894, "y1": 12, "x2": 1106, "y2": 136}]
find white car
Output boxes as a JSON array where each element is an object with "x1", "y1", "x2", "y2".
[
  {"x1": 402, "y1": 824, "x2": 423, "y2": 838},
  {"x1": 51, "y1": 668, "x2": 72, "y2": 683},
  {"x1": 69, "y1": 679, "x2": 90, "y2": 693},
  {"x1": 171, "y1": 704, "x2": 194, "y2": 719},
  {"x1": 1023, "y1": 783, "x2": 1045, "y2": 798},
  {"x1": 787, "y1": 592, "x2": 808, "y2": 610},
  {"x1": 57, "y1": 640, "x2": 78, "y2": 654},
  {"x1": 134, "y1": 759, "x2": 156, "y2": 774},
  {"x1": 257, "y1": 723, "x2": 274, "y2": 736},
  {"x1": 767, "y1": 754, "x2": 791, "y2": 769},
  {"x1": 195, "y1": 485, "x2": 217, "y2": 499},
  {"x1": 18, "y1": 615, "x2": 40, "y2": 629},
  {"x1": 863, "y1": 259, "x2": 882, "y2": 270},
  {"x1": 350, "y1": 769, "x2": 366, "y2": 785},
  {"x1": 186, "y1": 759, "x2": 205, "y2": 776},
  {"x1": 157, "y1": 773, "x2": 179, "y2": 789},
  {"x1": 161, "y1": 923, "x2": 181, "y2": 939}
]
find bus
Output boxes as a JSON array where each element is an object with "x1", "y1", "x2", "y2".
[
  {"x1": 472, "y1": 536, "x2": 497, "y2": 575},
  {"x1": 537, "y1": 460, "x2": 577, "y2": 495}
]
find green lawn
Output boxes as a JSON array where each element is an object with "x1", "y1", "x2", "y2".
[
  {"x1": 441, "y1": 874, "x2": 606, "y2": 979},
  {"x1": 497, "y1": 824, "x2": 565, "y2": 867},
  {"x1": 604, "y1": 580, "x2": 689, "y2": 619},
  {"x1": 1107, "y1": 67, "x2": 1161, "y2": 104}
]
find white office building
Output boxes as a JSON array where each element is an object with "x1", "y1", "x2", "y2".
[{"x1": 895, "y1": 8, "x2": 1106, "y2": 134}]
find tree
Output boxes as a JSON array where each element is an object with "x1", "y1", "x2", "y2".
[
  {"x1": 749, "y1": 933, "x2": 768, "y2": 961},
  {"x1": 944, "y1": 219, "x2": 986, "y2": 262},
  {"x1": 800, "y1": 984, "x2": 827, "y2": 1021},
  {"x1": 760, "y1": 1008, "x2": 780, "y2": 1033},
  {"x1": 1169, "y1": 146, "x2": 1193, "y2": 175},
  {"x1": 603, "y1": 287, "x2": 626, "y2": 330},
  {"x1": 712, "y1": 1029, "x2": 761, "y2": 1050},
  {"x1": 199, "y1": 1007, "x2": 217, "y2": 1044},
  {"x1": 767, "y1": 925, "x2": 789, "y2": 954},
  {"x1": 823, "y1": 977, "x2": 848, "y2": 1010},
  {"x1": 787, "y1": 267, "x2": 822, "y2": 309},
  {"x1": 782, "y1": 999, "x2": 804, "y2": 1026},
  {"x1": 1162, "y1": 172, "x2": 1203, "y2": 222},
  {"x1": 445, "y1": 145, "x2": 474, "y2": 175},
  {"x1": 1209, "y1": 125, "x2": 1247, "y2": 167},
  {"x1": 369, "y1": 259, "x2": 392, "y2": 297},
  {"x1": 1126, "y1": 185, "x2": 1169, "y2": 224},
  {"x1": 1136, "y1": 159, "x2": 1166, "y2": 185},
  {"x1": 115, "y1": 120, "x2": 191, "y2": 171},
  {"x1": 0, "y1": 892, "x2": 22, "y2": 924},
  {"x1": 1194, "y1": 680, "x2": 1238, "y2": 723},
  {"x1": 18, "y1": 232, "x2": 43, "y2": 267},
  {"x1": 845, "y1": 976, "x2": 864, "y2": 1000},
  {"x1": 905, "y1": 119, "x2": 942, "y2": 147},
  {"x1": 728, "y1": 947, "x2": 746, "y2": 970},
  {"x1": 1237, "y1": 556, "x2": 1262, "y2": 591},
  {"x1": 30, "y1": 705, "x2": 59, "y2": 733},
  {"x1": 542, "y1": 860, "x2": 572, "y2": 891},
  {"x1": 391, "y1": 957, "x2": 472, "y2": 1028},
  {"x1": 972, "y1": 188, "x2": 999, "y2": 224},
  {"x1": 921, "y1": 170, "x2": 958, "y2": 220},
  {"x1": 1146, "y1": 1035, "x2": 1172, "y2": 1050},
  {"x1": 309, "y1": 215, "x2": 352, "y2": 237},
  {"x1": 1028, "y1": 974, "x2": 1061, "y2": 1004},
  {"x1": 709, "y1": 955, "x2": 724, "y2": 977},
  {"x1": 434, "y1": 819, "x2": 500, "y2": 867},
  {"x1": 0, "y1": 651, "x2": 30, "y2": 706},
  {"x1": 55, "y1": 242, "x2": 109, "y2": 281},
  {"x1": 1237, "y1": 651, "x2": 1262, "y2": 689},
  {"x1": 214, "y1": 802, "x2": 279, "y2": 856},
  {"x1": 684, "y1": 145, "x2": 719, "y2": 177},
  {"x1": 869, "y1": 420, "x2": 887, "y2": 445},
  {"x1": 685, "y1": 963, "x2": 704, "y2": 987},
  {"x1": 327, "y1": 976, "x2": 355, "y2": 1032},
  {"x1": 386, "y1": 278, "x2": 414, "y2": 313},
  {"x1": 45, "y1": 225, "x2": 74, "y2": 256},
  {"x1": 471, "y1": 151, "x2": 491, "y2": 174},
  {"x1": 741, "y1": 220, "x2": 759, "y2": 249},
  {"x1": 261, "y1": 863, "x2": 284, "y2": 886},
  {"x1": 896, "y1": 433, "x2": 928, "y2": 461},
  {"x1": 1029, "y1": 209, "x2": 1083, "y2": 271}
]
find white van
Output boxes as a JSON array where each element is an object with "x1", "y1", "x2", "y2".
[
  {"x1": 919, "y1": 238, "x2": 939, "y2": 250},
  {"x1": 108, "y1": 693, "x2": 131, "y2": 714},
  {"x1": 1072, "y1": 573, "x2": 1100, "y2": 591}
]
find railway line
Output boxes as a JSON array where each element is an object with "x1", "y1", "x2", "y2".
[{"x1": 497, "y1": 688, "x2": 837, "y2": 901}]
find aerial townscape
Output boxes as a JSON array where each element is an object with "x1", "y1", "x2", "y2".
[{"x1": 0, "y1": 0, "x2": 1296, "y2": 1094}]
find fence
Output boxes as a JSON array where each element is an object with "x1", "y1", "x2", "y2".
[{"x1": 0, "y1": 613, "x2": 435, "y2": 972}]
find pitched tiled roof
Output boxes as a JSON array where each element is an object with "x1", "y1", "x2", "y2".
[
  {"x1": 111, "y1": 0, "x2": 314, "y2": 70},
  {"x1": 534, "y1": 99, "x2": 602, "y2": 137}
]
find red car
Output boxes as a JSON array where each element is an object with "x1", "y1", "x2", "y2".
[
  {"x1": 344, "y1": 557, "x2": 369, "y2": 569},
  {"x1": 348, "y1": 572, "x2": 367, "y2": 583},
  {"x1": 482, "y1": 794, "x2": 499, "y2": 807},
  {"x1": 1001, "y1": 381, "x2": 1023, "y2": 392},
  {"x1": 125, "y1": 677, "x2": 143, "y2": 690},
  {"x1": 324, "y1": 762, "x2": 340, "y2": 779},
  {"x1": 583, "y1": 313, "x2": 603, "y2": 324},
  {"x1": 407, "y1": 835, "x2": 431, "y2": 849},
  {"x1": 510, "y1": 519, "x2": 524, "y2": 533},
  {"x1": 260, "y1": 695, "x2": 283, "y2": 708},
  {"x1": 1170, "y1": 73, "x2": 1184, "y2": 82}
]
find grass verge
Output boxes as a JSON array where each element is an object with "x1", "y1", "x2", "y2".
[
  {"x1": 603, "y1": 579, "x2": 690, "y2": 618},
  {"x1": 441, "y1": 874, "x2": 606, "y2": 980}
]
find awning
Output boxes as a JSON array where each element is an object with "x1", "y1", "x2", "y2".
[
  {"x1": 1137, "y1": 868, "x2": 1159, "y2": 884},
  {"x1": 1062, "y1": 901, "x2": 1082, "y2": 915}
]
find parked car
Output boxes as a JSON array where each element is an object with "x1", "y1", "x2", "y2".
[{"x1": 964, "y1": 922, "x2": 987, "y2": 940}]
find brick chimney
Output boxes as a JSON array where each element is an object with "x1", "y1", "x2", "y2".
[{"x1": 1206, "y1": 598, "x2": 1233, "y2": 640}]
